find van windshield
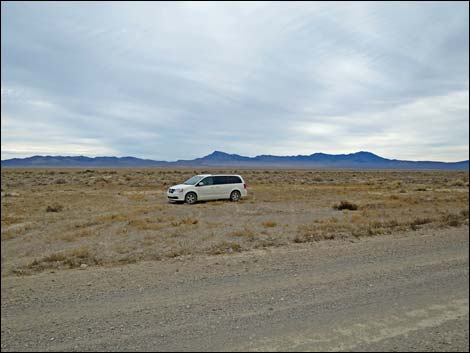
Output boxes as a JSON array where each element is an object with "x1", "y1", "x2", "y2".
[{"x1": 184, "y1": 175, "x2": 205, "y2": 185}]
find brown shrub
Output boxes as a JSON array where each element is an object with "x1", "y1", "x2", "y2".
[
  {"x1": 411, "y1": 217, "x2": 432, "y2": 226},
  {"x1": 262, "y1": 220, "x2": 277, "y2": 227},
  {"x1": 206, "y1": 242, "x2": 242, "y2": 255},
  {"x1": 182, "y1": 217, "x2": 199, "y2": 225},
  {"x1": 46, "y1": 204, "x2": 63, "y2": 212},
  {"x1": 128, "y1": 219, "x2": 164, "y2": 230},
  {"x1": 294, "y1": 232, "x2": 332, "y2": 243},
  {"x1": 170, "y1": 217, "x2": 199, "y2": 227},
  {"x1": 230, "y1": 226, "x2": 255, "y2": 239},
  {"x1": 43, "y1": 253, "x2": 67, "y2": 262},
  {"x1": 27, "y1": 246, "x2": 96, "y2": 272},
  {"x1": 166, "y1": 248, "x2": 192, "y2": 258},
  {"x1": 442, "y1": 213, "x2": 462, "y2": 227},
  {"x1": 333, "y1": 201, "x2": 358, "y2": 211},
  {"x1": 350, "y1": 214, "x2": 362, "y2": 223}
]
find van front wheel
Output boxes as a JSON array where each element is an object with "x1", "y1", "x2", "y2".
[
  {"x1": 185, "y1": 192, "x2": 197, "y2": 205},
  {"x1": 230, "y1": 190, "x2": 241, "y2": 202}
]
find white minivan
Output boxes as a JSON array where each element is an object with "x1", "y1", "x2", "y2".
[{"x1": 167, "y1": 174, "x2": 248, "y2": 204}]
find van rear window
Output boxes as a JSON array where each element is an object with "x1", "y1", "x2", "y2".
[{"x1": 229, "y1": 176, "x2": 242, "y2": 184}]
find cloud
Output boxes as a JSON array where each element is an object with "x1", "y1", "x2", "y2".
[
  {"x1": 1, "y1": 2, "x2": 469, "y2": 161},
  {"x1": 290, "y1": 90, "x2": 469, "y2": 161}
]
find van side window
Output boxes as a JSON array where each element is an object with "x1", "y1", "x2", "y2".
[
  {"x1": 199, "y1": 177, "x2": 213, "y2": 186},
  {"x1": 213, "y1": 176, "x2": 225, "y2": 185}
]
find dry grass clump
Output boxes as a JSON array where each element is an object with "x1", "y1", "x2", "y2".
[
  {"x1": 350, "y1": 214, "x2": 362, "y2": 223},
  {"x1": 98, "y1": 213, "x2": 127, "y2": 222},
  {"x1": 209, "y1": 201, "x2": 225, "y2": 206},
  {"x1": 293, "y1": 233, "x2": 326, "y2": 243},
  {"x1": 206, "y1": 242, "x2": 243, "y2": 255},
  {"x1": 410, "y1": 217, "x2": 433, "y2": 230},
  {"x1": 42, "y1": 253, "x2": 67, "y2": 262},
  {"x1": 295, "y1": 220, "x2": 348, "y2": 242},
  {"x1": 166, "y1": 248, "x2": 192, "y2": 259},
  {"x1": 441, "y1": 213, "x2": 464, "y2": 227},
  {"x1": 230, "y1": 226, "x2": 256, "y2": 240},
  {"x1": 2, "y1": 191, "x2": 20, "y2": 197},
  {"x1": 60, "y1": 228, "x2": 94, "y2": 242},
  {"x1": 46, "y1": 204, "x2": 64, "y2": 212},
  {"x1": 333, "y1": 201, "x2": 359, "y2": 211},
  {"x1": 127, "y1": 218, "x2": 164, "y2": 230},
  {"x1": 363, "y1": 219, "x2": 402, "y2": 236},
  {"x1": 1, "y1": 223, "x2": 33, "y2": 240},
  {"x1": 171, "y1": 217, "x2": 199, "y2": 226},
  {"x1": 296, "y1": 216, "x2": 437, "y2": 240},
  {"x1": 181, "y1": 217, "x2": 199, "y2": 225},
  {"x1": 460, "y1": 209, "x2": 469, "y2": 219},
  {"x1": 293, "y1": 227, "x2": 337, "y2": 243},
  {"x1": 1, "y1": 215, "x2": 23, "y2": 226},
  {"x1": 262, "y1": 220, "x2": 277, "y2": 227},
  {"x1": 26, "y1": 246, "x2": 98, "y2": 272}
]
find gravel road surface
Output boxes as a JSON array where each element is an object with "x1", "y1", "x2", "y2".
[{"x1": 2, "y1": 226, "x2": 469, "y2": 351}]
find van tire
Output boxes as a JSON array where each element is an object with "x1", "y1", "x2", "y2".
[
  {"x1": 185, "y1": 192, "x2": 197, "y2": 205},
  {"x1": 230, "y1": 190, "x2": 241, "y2": 202}
]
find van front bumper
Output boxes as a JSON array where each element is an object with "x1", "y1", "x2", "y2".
[{"x1": 167, "y1": 189, "x2": 185, "y2": 201}]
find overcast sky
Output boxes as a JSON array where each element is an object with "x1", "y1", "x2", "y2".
[{"x1": 1, "y1": 1, "x2": 469, "y2": 162}]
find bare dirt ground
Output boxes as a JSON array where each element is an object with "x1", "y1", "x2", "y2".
[
  {"x1": 1, "y1": 226, "x2": 468, "y2": 351},
  {"x1": 1, "y1": 169, "x2": 469, "y2": 351}
]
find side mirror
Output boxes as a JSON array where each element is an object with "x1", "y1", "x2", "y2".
[{"x1": 197, "y1": 182, "x2": 204, "y2": 186}]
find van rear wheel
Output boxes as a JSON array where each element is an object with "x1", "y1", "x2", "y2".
[
  {"x1": 230, "y1": 190, "x2": 241, "y2": 202},
  {"x1": 185, "y1": 192, "x2": 197, "y2": 204}
]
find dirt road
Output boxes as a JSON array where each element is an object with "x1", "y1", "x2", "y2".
[{"x1": 1, "y1": 226, "x2": 469, "y2": 351}]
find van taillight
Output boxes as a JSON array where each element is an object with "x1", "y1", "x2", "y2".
[{"x1": 244, "y1": 183, "x2": 247, "y2": 189}]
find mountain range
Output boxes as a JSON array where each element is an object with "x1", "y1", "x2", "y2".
[{"x1": 1, "y1": 151, "x2": 468, "y2": 170}]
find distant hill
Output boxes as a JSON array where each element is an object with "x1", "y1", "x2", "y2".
[
  {"x1": 1, "y1": 151, "x2": 468, "y2": 170},
  {"x1": 1, "y1": 155, "x2": 169, "y2": 168}
]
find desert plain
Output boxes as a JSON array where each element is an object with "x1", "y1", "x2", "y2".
[{"x1": 1, "y1": 168, "x2": 468, "y2": 275}]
